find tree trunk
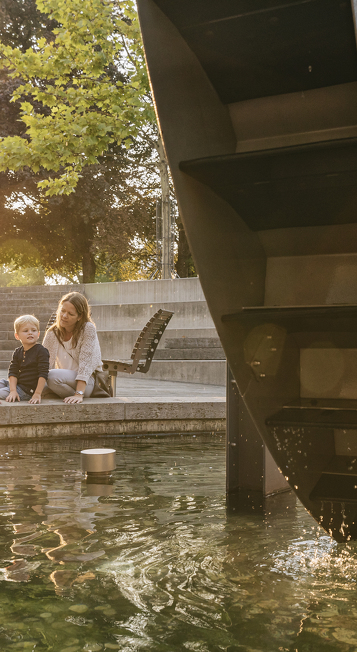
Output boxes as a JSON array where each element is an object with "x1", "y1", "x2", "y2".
[
  {"x1": 176, "y1": 215, "x2": 196, "y2": 277},
  {"x1": 82, "y1": 251, "x2": 96, "y2": 283}
]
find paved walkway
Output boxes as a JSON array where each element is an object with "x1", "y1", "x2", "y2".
[{"x1": 113, "y1": 376, "x2": 225, "y2": 400}]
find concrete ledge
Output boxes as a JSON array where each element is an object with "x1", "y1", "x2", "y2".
[
  {"x1": 91, "y1": 300, "x2": 214, "y2": 330},
  {"x1": 133, "y1": 359, "x2": 226, "y2": 385},
  {"x1": 0, "y1": 418, "x2": 225, "y2": 440},
  {"x1": 85, "y1": 278, "x2": 204, "y2": 305},
  {"x1": 0, "y1": 278, "x2": 204, "y2": 305},
  {"x1": 0, "y1": 397, "x2": 225, "y2": 440}
]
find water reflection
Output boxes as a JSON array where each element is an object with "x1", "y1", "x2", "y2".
[
  {"x1": 84, "y1": 475, "x2": 115, "y2": 497},
  {"x1": 0, "y1": 435, "x2": 357, "y2": 650}
]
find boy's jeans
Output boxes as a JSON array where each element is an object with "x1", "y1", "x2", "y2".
[{"x1": 0, "y1": 379, "x2": 31, "y2": 401}]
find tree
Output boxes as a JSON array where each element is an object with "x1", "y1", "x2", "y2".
[
  {"x1": 0, "y1": 0, "x2": 153, "y2": 195},
  {"x1": 0, "y1": 141, "x2": 158, "y2": 282},
  {"x1": 0, "y1": 0, "x2": 57, "y2": 51},
  {"x1": 176, "y1": 215, "x2": 196, "y2": 278},
  {"x1": 0, "y1": 0, "x2": 159, "y2": 281},
  {"x1": 0, "y1": 0, "x2": 195, "y2": 280}
]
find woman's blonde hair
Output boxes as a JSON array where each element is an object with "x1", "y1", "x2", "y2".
[{"x1": 50, "y1": 292, "x2": 94, "y2": 348}]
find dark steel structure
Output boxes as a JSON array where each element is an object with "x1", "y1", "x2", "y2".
[{"x1": 138, "y1": 0, "x2": 357, "y2": 540}]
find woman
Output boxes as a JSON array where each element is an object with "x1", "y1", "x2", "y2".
[{"x1": 43, "y1": 292, "x2": 102, "y2": 404}]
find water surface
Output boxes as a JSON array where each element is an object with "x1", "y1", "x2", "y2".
[{"x1": 0, "y1": 434, "x2": 357, "y2": 651}]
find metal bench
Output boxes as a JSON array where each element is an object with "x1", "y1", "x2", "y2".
[
  {"x1": 44, "y1": 312, "x2": 57, "y2": 332},
  {"x1": 102, "y1": 308, "x2": 174, "y2": 396}
]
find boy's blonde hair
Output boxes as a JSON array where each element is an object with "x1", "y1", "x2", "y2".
[{"x1": 14, "y1": 315, "x2": 40, "y2": 333}]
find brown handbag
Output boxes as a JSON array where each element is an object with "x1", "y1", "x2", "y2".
[{"x1": 91, "y1": 370, "x2": 113, "y2": 398}]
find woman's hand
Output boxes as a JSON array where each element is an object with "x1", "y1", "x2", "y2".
[{"x1": 63, "y1": 394, "x2": 83, "y2": 404}]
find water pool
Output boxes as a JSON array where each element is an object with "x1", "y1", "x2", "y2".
[{"x1": 0, "y1": 433, "x2": 357, "y2": 652}]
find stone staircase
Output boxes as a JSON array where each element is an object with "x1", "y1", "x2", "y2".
[
  {"x1": 0, "y1": 279, "x2": 226, "y2": 385},
  {"x1": 86, "y1": 279, "x2": 226, "y2": 385}
]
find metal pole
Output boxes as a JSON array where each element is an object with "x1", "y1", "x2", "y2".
[
  {"x1": 161, "y1": 195, "x2": 171, "y2": 279},
  {"x1": 155, "y1": 134, "x2": 172, "y2": 279},
  {"x1": 156, "y1": 199, "x2": 162, "y2": 272},
  {"x1": 110, "y1": 373, "x2": 117, "y2": 398}
]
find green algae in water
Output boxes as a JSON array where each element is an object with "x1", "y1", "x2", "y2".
[{"x1": 0, "y1": 435, "x2": 357, "y2": 651}]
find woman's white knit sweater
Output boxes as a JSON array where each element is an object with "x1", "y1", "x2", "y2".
[{"x1": 42, "y1": 322, "x2": 102, "y2": 384}]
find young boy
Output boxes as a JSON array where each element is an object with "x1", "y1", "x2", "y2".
[{"x1": 0, "y1": 315, "x2": 49, "y2": 404}]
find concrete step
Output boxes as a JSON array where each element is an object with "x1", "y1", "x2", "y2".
[
  {"x1": 0, "y1": 307, "x2": 57, "y2": 315},
  {"x1": 0, "y1": 295, "x2": 66, "y2": 305},
  {"x1": 164, "y1": 337, "x2": 222, "y2": 349},
  {"x1": 155, "y1": 348, "x2": 225, "y2": 360},
  {"x1": 91, "y1": 301, "x2": 214, "y2": 331},
  {"x1": 0, "y1": 314, "x2": 53, "y2": 329},
  {"x1": 0, "y1": 340, "x2": 18, "y2": 351},
  {"x1": 0, "y1": 278, "x2": 204, "y2": 305},
  {"x1": 0, "y1": 307, "x2": 57, "y2": 317},
  {"x1": 0, "y1": 323, "x2": 52, "y2": 333},
  {"x1": 0, "y1": 329, "x2": 53, "y2": 340},
  {"x1": 0, "y1": 291, "x2": 63, "y2": 305},
  {"x1": 156, "y1": 337, "x2": 225, "y2": 359},
  {"x1": 117, "y1": 359, "x2": 226, "y2": 386},
  {"x1": 0, "y1": 332, "x2": 15, "y2": 340},
  {"x1": 0, "y1": 301, "x2": 57, "y2": 314},
  {"x1": 0, "y1": 331, "x2": 18, "y2": 339},
  {"x1": 85, "y1": 278, "x2": 204, "y2": 306},
  {"x1": 0, "y1": 350, "x2": 13, "y2": 359},
  {"x1": 0, "y1": 284, "x2": 76, "y2": 296},
  {"x1": 97, "y1": 327, "x2": 218, "y2": 359}
]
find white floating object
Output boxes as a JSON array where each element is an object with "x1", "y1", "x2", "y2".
[{"x1": 81, "y1": 448, "x2": 116, "y2": 474}]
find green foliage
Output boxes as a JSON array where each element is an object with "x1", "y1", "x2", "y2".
[
  {"x1": 0, "y1": 262, "x2": 45, "y2": 286},
  {"x1": 94, "y1": 235, "x2": 158, "y2": 282},
  {"x1": 0, "y1": 0, "x2": 159, "y2": 283},
  {"x1": 0, "y1": 0, "x2": 154, "y2": 195},
  {"x1": 0, "y1": 147, "x2": 158, "y2": 283},
  {"x1": 0, "y1": 0, "x2": 196, "y2": 281},
  {"x1": 0, "y1": 0, "x2": 57, "y2": 53},
  {"x1": 0, "y1": 237, "x2": 43, "y2": 267}
]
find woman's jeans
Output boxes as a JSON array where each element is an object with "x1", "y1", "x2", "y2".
[
  {"x1": 46, "y1": 369, "x2": 94, "y2": 398},
  {"x1": 0, "y1": 379, "x2": 31, "y2": 401}
]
